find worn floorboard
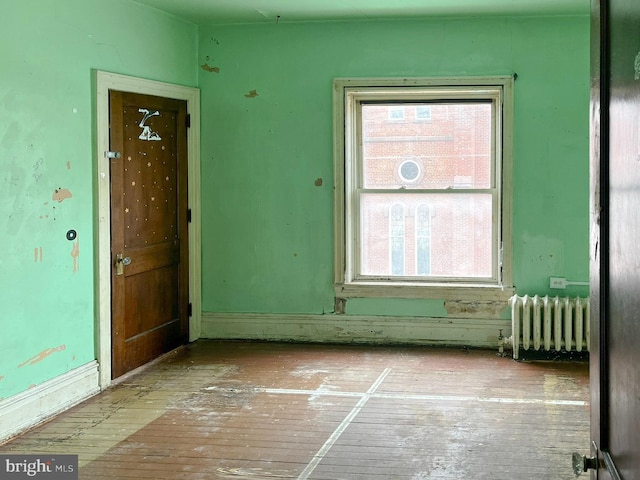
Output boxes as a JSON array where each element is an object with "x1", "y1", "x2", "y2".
[{"x1": 0, "y1": 341, "x2": 589, "y2": 479}]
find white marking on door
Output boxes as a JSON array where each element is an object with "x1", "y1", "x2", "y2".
[{"x1": 138, "y1": 108, "x2": 162, "y2": 141}]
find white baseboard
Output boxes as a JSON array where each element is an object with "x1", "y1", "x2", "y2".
[
  {"x1": 202, "y1": 312, "x2": 510, "y2": 348},
  {"x1": 0, "y1": 361, "x2": 100, "y2": 443}
]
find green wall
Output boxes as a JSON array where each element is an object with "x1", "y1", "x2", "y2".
[
  {"x1": 0, "y1": 0, "x2": 197, "y2": 400},
  {"x1": 198, "y1": 16, "x2": 590, "y2": 316},
  {"x1": 0, "y1": 4, "x2": 590, "y2": 403}
]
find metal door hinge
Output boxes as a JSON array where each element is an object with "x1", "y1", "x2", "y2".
[
  {"x1": 105, "y1": 151, "x2": 122, "y2": 159},
  {"x1": 188, "y1": 303, "x2": 193, "y2": 317},
  {"x1": 187, "y1": 208, "x2": 192, "y2": 223},
  {"x1": 186, "y1": 114, "x2": 191, "y2": 128}
]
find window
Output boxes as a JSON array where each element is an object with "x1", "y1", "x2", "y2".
[
  {"x1": 388, "y1": 106, "x2": 405, "y2": 121},
  {"x1": 389, "y1": 204, "x2": 405, "y2": 275},
  {"x1": 416, "y1": 204, "x2": 432, "y2": 275},
  {"x1": 415, "y1": 105, "x2": 432, "y2": 121},
  {"x1": 334, "y1": 77, "x2": 513, "y2": 299},
  {"x1": 398, "y1": 160, "x2": 421, "y2": 184}
]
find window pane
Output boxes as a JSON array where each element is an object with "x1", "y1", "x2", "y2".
[
  {"x1": 361, "y1": 103, "x2": 492, "y2": 189},
  {"x1": 360, "y1": 193, "x2": 493, "y2": 278},
  {"x1": 416, "y1": 204, "x2": 431, "y2": 275},
  {"x1": 390, "y1": 204, "x2": 405, "y2": 275},
  {"x1": 415, "y1": 105, "x2": 432, "y2": 120}
]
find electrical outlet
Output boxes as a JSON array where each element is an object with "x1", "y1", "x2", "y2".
[{"x1": 550, "y1": 276, "x2": 567, "y2": 289}]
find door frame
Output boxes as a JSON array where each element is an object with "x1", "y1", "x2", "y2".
[
  {"x1": 94, "y1": 70, "x2": 201, "y2": 388},
  {"x1": 589, "y1": 0, "x2": 607, "y2": 472}
]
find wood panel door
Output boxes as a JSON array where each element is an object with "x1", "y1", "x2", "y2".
[
  {"x1": 589, "y1": 0, "x2": 640, "y2": 478},
  {"x1": 109, "y1": 91, "x2": 189, "y2": 379}
]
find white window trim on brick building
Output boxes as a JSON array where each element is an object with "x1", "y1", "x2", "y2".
[{"x1": 333, "y1": 77, "x2": 515, "y2": 301}]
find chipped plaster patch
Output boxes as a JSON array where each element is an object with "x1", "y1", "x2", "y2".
[
  {"x1": 334, "y1": 297, "x2": 346, "y2": 314},
  {"x1": 200, "y1": 63, "x2": 220, "y2": 73},
  {"x1": 18, "y1": 345, "x2": 67, "y2": 367},
  {"x1": 52, "y1": 188, "x2": 72, "y2": 203},
  {"x1": 444, "y1": 300, "x2": 506, "y2": 318},
  {"x1": 71, "y1": 239, "x2": 80, "y2": 273}
]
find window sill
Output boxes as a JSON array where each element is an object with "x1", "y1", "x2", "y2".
[{"x1": 334, "y1": 282, "x2": 515, "y2": 302}]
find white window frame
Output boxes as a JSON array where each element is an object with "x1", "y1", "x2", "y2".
[{"x1": 333, "y1": 77, "x2": 514, "y2": 301}]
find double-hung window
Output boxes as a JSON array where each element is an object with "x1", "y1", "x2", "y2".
[{"x1": 334, "y1": 77, "x2": 513, "y2": 300}]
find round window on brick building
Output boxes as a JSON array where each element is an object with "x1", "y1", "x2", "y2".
[{"x1": 398, "y1": 160, "x2": 421, "y2": 183}]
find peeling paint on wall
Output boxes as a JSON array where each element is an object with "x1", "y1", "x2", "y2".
[
  {"x1": 334, "y1": 297, "x2": 346, "y2": 315},
  {"x1": 201, "y1": 63, "x2": 220, "y2": 73},
  {"x1": 18, "y1": 345, "x2": 67, "y2": 368},
  {"x1": 71, "y1": 239, "x2": 80, "y2": 273},
  {"x1": 66, "y1": 161, "x2": 71, "y2": 170},
  {"x1": 314, "y1": 178, "x2": 323, "y2": 187},
  {"x1": 52, "y1": 188, "x2": 72, "y2": 203},
  {"x1": 33, "y1": 247, "x2": 42, "y2": 262},
  {"x1": 444, "y1": 300, "x2": 506, "y2": 318},
  {"x1": 244, "y1": 89, "x2": 258, "y2": 98}
]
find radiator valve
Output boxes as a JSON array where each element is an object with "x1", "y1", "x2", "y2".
[
  {"x1": 497, "y1": 329, "x2": 513, "y2": 357},
  {"x1": 497, "y1": 329, "x2": 505, "y2": 356}
]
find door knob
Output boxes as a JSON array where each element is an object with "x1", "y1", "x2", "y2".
[
  {"x1": 572, "y1": 452, "x2": 597, "y2": 476},
  {"x1": 115, "y1": 254, "x2": 131, "y2": 275}
]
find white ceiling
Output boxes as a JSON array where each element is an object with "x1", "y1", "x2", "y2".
[{"x1": 133, "y1": 0, "x2": 589, "y2": 25}]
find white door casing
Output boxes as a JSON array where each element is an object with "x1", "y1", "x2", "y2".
[{"x1": 95, "y1": 71, "x2": 201, "y2": 388}]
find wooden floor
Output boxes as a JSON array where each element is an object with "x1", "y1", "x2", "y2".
[{"x1": 0, "y1": 341, "x2": 590, "y2": 479}]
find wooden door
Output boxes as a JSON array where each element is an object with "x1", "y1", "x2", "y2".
[
  {"x1": 109, "y1": 91, "x2": 189, "y2": 379},
  {"x1": 589, "y1": 0, "x2": 640, "y2": 478}
]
